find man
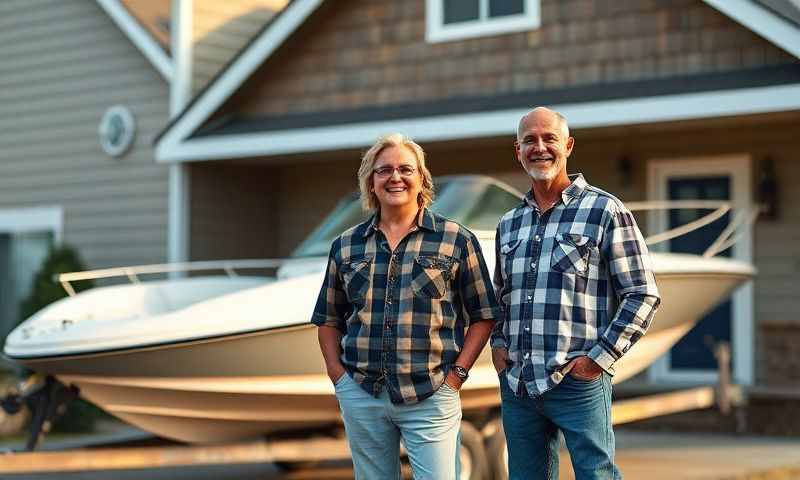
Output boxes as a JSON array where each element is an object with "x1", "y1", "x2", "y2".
[
  {"x1": 492, "y1": 107, "x2": 661, "y2": 479},
  {"x1": 312, "y1": 133, "x2": 500, "y2": 479}
]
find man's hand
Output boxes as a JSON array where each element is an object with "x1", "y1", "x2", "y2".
[
  {"x1": 444, "y1": 370, "x2": 464, "y2": 390},
  {"x1": 492, "y1": 347, "x2": 511, "y2": 374},
  {"x1": 326, "y1": 362, "x2": 346, "y2": 385},
  {"x1": 564, "y1": 356, "x2": 603, "y2": 381}
]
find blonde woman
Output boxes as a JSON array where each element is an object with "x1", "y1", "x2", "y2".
[{"x1": 311, "y1": 133, "x2": 500, "y2": 479}]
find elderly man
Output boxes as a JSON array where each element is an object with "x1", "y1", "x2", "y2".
[{"x1": 492, "y1": 107, "x2": 661, "y2": 480}]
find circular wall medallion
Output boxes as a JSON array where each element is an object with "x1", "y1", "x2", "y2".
[{"x1": 99, "y1": 105, "x2": 136, "y2": 157}]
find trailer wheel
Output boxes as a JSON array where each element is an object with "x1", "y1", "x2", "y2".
[
  {"x1": 485, "y1": 418, "x2": 508, "y2": 480},
  {"x1": 460, "y1": 420, "x2": 489, "y2": 480}
]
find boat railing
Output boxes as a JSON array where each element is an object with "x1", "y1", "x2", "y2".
[
  {"x1": 625, "y1": 200, "x2": 760, "y2": 258},
  {"x1": 55, "y1": 201, "x2": 760, "y2": 297},
  {"x1": 55, "y1": 259, "x2": 286, "y2": 297}
]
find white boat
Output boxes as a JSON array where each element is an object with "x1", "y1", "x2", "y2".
[{"x1": 3, "y1": 176, "x2": 755, "y2": 444}]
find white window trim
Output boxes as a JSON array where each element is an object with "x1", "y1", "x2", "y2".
[
  {"x1": 425, "y1": 0, "x2": 540, "y2": 43},
  {"x1": 646, "y1": 155, "x2": 754, "y2": 387},
  {"x1": 0, "y1": 206, "x2": 64, "y2": 245}
]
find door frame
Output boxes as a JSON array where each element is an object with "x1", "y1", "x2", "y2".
[{"x1": 646, "y1": 155, "x2": 754, "y2": 386}]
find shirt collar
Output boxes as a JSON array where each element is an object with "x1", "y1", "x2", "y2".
[
  {"x1": 363, "y1": 207, "x2": 437, "y2": 238},
  {"x1": 523, "y1": 173, "x2": 587, "y2": 210}
]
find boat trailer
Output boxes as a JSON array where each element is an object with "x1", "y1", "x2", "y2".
[{"x1": 0, "y1": 343, "x2": 743, "y2": 480}]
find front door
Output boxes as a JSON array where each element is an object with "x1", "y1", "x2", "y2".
[{"x1": 648, "y1": 156, "x2": 753, "y2": 385}]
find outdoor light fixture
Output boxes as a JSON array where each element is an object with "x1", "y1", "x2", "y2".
[
  {"x1": 617, "y1": 154, "x2": 633, "y2": 187},
  {"x1": 758, "y1": 156, "x2": 778, "y2": 220}
]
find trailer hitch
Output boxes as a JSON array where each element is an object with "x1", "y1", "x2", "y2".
[{"x1": 0, "y1": 374, "x2": 79, "y2": 451}]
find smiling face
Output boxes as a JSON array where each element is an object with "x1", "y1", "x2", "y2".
[
  {"x1": 371, "y1": 145, "x2": 423, "y2": 212},
  {"x1": 515, "y1": 108, "x2": 574, "y2": 182}
]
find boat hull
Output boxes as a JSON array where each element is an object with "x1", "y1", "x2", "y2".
[{"x1": 14, "y1": 267, "x2": 750, "y2": 443}]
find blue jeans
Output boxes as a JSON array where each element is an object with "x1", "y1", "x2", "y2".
[
  {"x1": 500, "y1": 371, "x2": 621, "y2": 480},
  {"x1": 334, "y1": 373, "x2": 462, "y2": 480}
]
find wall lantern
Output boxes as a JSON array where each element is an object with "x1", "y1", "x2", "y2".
[{"x1": 758, "y1": 156, "x2": 778, "y2": 220}]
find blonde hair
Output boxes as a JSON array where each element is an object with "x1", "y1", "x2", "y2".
[{"x1": 357, "y1": 133, "x2": 435, "y2": 211}]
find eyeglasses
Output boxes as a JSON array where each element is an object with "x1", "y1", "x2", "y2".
[{"x1": 373, "y1": 165, "x2": 417, "y2": 178}]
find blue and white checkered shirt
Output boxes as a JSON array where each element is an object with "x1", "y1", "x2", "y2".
[{"x1": 491, "y1": 174, "x2": 660, "y2": 397}]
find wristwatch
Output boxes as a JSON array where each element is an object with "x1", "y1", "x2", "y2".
[{"x1": 452, "y1": 365, "x2": 469, "y2": 382}]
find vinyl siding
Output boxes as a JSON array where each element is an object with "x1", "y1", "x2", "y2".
[
  {"x1": 0, "y1": 0, "x2": 170, "y2": 269},
  {"x1": 191, "y1": 0, "x2": 287, "y2": 95}
]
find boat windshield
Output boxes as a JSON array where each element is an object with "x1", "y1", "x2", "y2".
[{"x1": 292, "y1": 177, "x2": 523, "y2": 258}]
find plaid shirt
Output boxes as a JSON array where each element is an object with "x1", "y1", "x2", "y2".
[
  {"x1": 491, "y1": 174, "x2": 660, "y2": 397},
  {"x1": 312, "y1": 208, "x2": 500, "y2": 404}
]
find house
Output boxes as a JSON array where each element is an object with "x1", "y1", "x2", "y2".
[
  {"x1": 0, "y1": 0, "x2": 173, "y2": 347},
  {"x1": 0, "y1": 0, "x2": 287, "y2": 352},
  {"x1": 154, "y1": 0, "x2": 800, "y2": 433}
]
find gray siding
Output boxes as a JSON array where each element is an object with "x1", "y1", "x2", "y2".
[{"x1": 0, "y1": 0, "x2": 170, "y2": 268}]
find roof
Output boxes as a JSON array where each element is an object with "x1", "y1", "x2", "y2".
[
  {"x1": 95, "y1": 0, "x2": 173, "y2": 80},
  {"x1": 756, "y1": 0, "x2": 800, "y2": 25},
  {"x1": 154, "y1": 0, "x2": 800, "y2": 163},
  {"x1": 120, "y1": 0, "x2": 172, "y2": 52}
]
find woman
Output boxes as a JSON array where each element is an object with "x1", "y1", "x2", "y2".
[{"x1": 311, "y1": 133, "x2": 500, "y2": 479}]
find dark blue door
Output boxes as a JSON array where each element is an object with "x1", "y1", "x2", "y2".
[{"x1": 668, "y1": 177, "x2": 732, "y2": 370}]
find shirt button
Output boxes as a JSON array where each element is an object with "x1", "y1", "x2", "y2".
[
  {"x1": 534, "y1": 235, "x2": 541, "y2": 241},
  {"x1": 525, "y1": 326, "x2": 530, "y2": 332},
  {"x1": 530, "y1": 262, "x2": 536, "y2": 269},
  {"x1": 527, "y1": 295, "x2": 532, "y2": 301},
  {"x1": 524, "y1": 353, "x2": 530, "y2": 359}
]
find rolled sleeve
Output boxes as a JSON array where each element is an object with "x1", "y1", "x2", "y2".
[
  {"x1": 596, "y1": 207, "x2": 661, "y2": 371},
  {"x1": 310, "y1": 241, "x2": 349, "y2": 333},
  {"x1": 458, "y1": 232, "x2": 501, "y2": 325}
]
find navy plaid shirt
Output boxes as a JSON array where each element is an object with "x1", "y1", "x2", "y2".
[
  {"x1": 491, "y1": 174, "x2": 661, "y2": 397},
  {"x1": 312, "y1": 208, "x2": 500, "y2": 404}
]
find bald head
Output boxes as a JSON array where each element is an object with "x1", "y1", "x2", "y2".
[
  {"x1": 517, "y1": 107, "x2": 570, "y2": 141},
  {"x1": 514, "y1": 106, "x2": 574, "y2": 183}
]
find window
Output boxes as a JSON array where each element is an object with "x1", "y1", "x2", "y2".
[{"x1": 426, "y1": 0, "x2": 540, "y2": 43}]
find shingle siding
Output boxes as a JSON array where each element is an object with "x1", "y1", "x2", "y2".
[
  {"x1": 0, "y1": 0, "x2": 170, "y2": 269},
  {"x1": 225, "y1": 0, "x2": 797, "y2": 119}
]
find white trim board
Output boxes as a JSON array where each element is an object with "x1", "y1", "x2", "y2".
[
  {"x1": 168, "y1": 0, "x2": 193, "y2": 268},
  {"x1": 646, "y1": 155, "x2": 754, "y2": 386},
  {"x1": 95, "y1": 0, "x2": 173, "y2": 81},
  {"x1": 702, "y1": 0, "x2": 800, "y2": 60},
  {"x1": 0, "y1": 207, "x2": 64, "y2": 245},
  {"x1": 156, "y1": 82, "x2": 800, "y2": 163},
  {"x1": 156, "y1": 0, "x2": 323, "y2": 159}
]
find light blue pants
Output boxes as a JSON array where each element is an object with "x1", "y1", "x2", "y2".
[
  {"x1": 334, "y1": 373, "x2": 462, "y2": 479},
  {"x1": 500, "y1": 372, "x2": 621, "y2": 480}
]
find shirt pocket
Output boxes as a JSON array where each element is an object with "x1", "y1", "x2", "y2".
[
  {"x1": 411, "y1": 255, "x2": 457, "y2": 299},
  {"x1": 551, "y1": 233, "x2": 596, "y2": 277},
  {"x1": 499, "y1": 239, "x2": 523, "y2": 279},
  {"x1": 340, "y1": 256, "x2": 373, "y2": 303}
]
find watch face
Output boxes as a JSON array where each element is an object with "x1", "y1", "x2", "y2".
[{"x1": 454, "y1": 366, "x2": 468, "y2": 379}]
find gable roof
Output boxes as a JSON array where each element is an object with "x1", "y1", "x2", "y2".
[
  {"x1": 154, "y1": 0, "x2": 800, "y2": 163},
  {"x1": 95, "y1": 0, "x2": 173, "y2": 81},
  {"x1": 119, "y1": 0, "x2": 172, "y2": 52}
]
